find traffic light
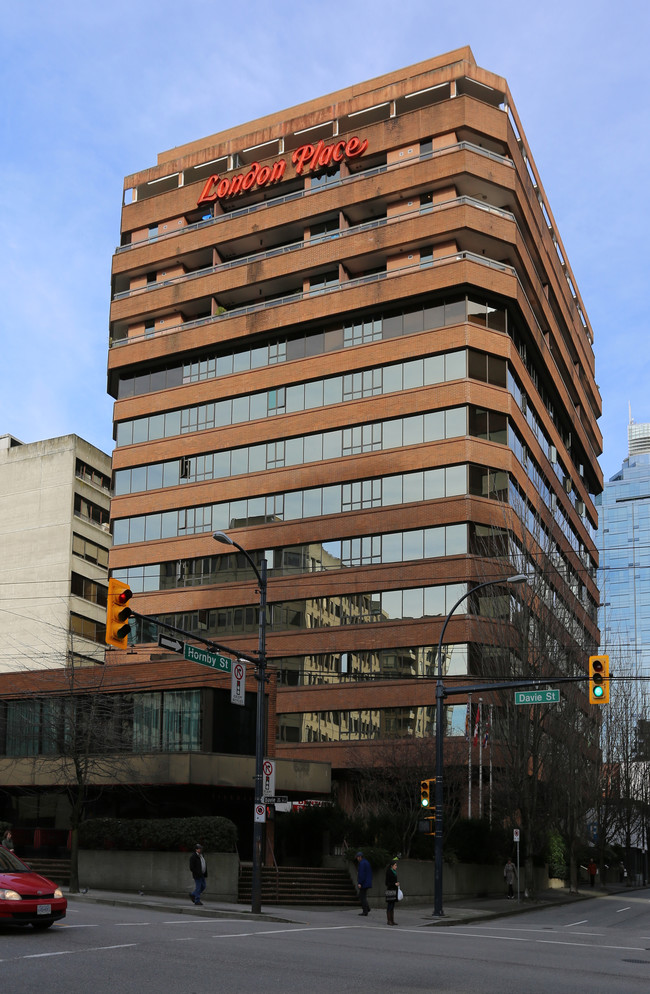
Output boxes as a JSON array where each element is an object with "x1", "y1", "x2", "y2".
[
  {"x1": 420, "y1": 778, "x2": 433, "y2": 807},
  {"x1": 105, "y1": 578, "x2": 133, "y2": 648},
  {"x1": 589, "y1": 654, "x2": 610, "y2": 704}
]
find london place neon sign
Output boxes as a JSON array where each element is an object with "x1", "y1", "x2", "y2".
[{"x1": 197, "y1": 136, "x2": 369, "y2": 204}]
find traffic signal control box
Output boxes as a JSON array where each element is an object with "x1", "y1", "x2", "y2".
[{"x1": 588, "y1": 654, "x2": 609, "y2": 704}]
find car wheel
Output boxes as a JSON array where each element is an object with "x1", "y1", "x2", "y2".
[{"x1": 31, "y1": 921, "x2": 54, "y2": 930}]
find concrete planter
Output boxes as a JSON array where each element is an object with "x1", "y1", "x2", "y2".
[{"x1": 78, "y1": 850, "x2": 239, "y2": 901}]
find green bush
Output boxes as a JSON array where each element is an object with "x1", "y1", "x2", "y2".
[
  {"x1": 79, "y1": 816, "x2": 237, "y2": 852},
  {"x1": 344, "y1": 845, "x2": 391, "y2": 870},
  {"x1": 444, "y1": 818, "x2": 510, "y2": 864}
]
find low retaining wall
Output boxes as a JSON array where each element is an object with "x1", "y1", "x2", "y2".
[
  {"x1": 332, "y1": 857, "x2": 558, "y2": 906},
  {"x1": 77, "y1": 851, "x2": 239, "y2": 901}
]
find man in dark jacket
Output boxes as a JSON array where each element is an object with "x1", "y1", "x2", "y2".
[
  {"x1": 189, "y1": 843, "x2": 208, "y2": 905},
  {"x1": 355, "y1": 851, "x2": 372, "y2": 916}
]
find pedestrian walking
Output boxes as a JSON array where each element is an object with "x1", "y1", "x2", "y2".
[
  {"x1": 189, "y1": 843, "x2": 208, "y2": 905},
  {"x1": 504, "y1": 857, "x2": 517, "y2": 899},
  {"x1": 385, "y1": 858, "x2": 400, "y2": 926},
  {"x1": 1, "y1": 830, "x2": 14, "y2": 851},
  {"x1": 355, "y1": 851, "x2": 372, "y2": 916},
  {"x1": 588, "y1": 859, "x2": 597, "y2": 888}
]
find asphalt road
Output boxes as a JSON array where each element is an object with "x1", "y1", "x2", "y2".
[{"x1": 2, "y1": 889, "x2": 649, "y2": 994}]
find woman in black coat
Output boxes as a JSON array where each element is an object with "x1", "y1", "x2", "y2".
[{"x1": 385, "y1": 859, "x2": 399, "y2": 926}]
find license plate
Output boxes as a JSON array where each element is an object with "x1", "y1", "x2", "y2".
[{"x1": 37, "y1": 904, "x2": 51, "y2": 915}]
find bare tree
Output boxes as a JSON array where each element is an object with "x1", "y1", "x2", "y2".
[
  {"x1": 351, "y1": 736, "x2": 466, "y2": 857},
  {"x1": 0, "y1": 655, "x2": 140, "y2": 892},
  {"x1": 471, "y1": 493, "x2": 600, "y2": 893}
]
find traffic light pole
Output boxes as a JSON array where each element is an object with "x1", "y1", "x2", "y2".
[
  {"x1": 433, "y1": 575, "x2": 527, "y2": 918},
  {"x1": 213, "y1": 532, "x2": 267, "y2": 916}
]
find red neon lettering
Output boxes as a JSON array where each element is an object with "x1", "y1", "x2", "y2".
[
  {"x1": 269, "y1": 159, "x2": 286, "y2": 183},
  {"x1": 241, "y1": 162, "x2": 260, "y2": 190},
  {"x1": 292, "y1": 144, "x2": 315, "y2": 174},
  {"x1": 345, "y1": 136, "x2": 368, "y2": 158},
  {"x1": 197, "y1": 137, "x2": 368, "y2": 204},
  {"x1": 229, "y1": 173, "x2": 244, "y2": 196},
  {"x1": 197, "y1": 175, "x2": 219, "y2": 204},
  {"x1": 318, "y1": 144, "x2": 334, "y2": 166},
  {"x1": 308, "y1": 141, "x2": 325, "y2": 171}
]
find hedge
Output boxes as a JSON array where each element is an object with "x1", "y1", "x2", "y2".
[{"x1": 78, "y1": 816, "x2": 237, "y2": 852}]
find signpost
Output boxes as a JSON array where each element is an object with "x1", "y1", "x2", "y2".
[
  {"x1": 184, "y1": 644, "x2": 232, "y2": 672},
  {"x1": 514, "y1": 689, "x2": 560, "y2": 705}
]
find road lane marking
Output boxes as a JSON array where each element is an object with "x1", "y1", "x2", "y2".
[
  {"x1": 565, "y1": 920, "x2": 588, "y2": 927},
  {"x1": 212, "y1": 925, "x2": 356, "y2": 938},
  {"x1": 616, "y1": 907, "x2": 631, "y2": 913}
]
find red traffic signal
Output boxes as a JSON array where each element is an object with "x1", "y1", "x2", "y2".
[{"x1": 105, "y1": 578, "x2": 133, "y2": 648}]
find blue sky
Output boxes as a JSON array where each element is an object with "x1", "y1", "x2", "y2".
[{"x1": 1, "y1": 1, "x2": 648, "y2": 483}]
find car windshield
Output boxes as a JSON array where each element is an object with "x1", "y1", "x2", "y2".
[{"x1": 0, "y1": 847, "x2": 29, "y2": 872}]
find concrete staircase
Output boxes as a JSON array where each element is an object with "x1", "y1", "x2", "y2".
[
  {"x1": 238, "y1": 864, "x2": 358, "y2": 906},
  {"x1": 23, "y1": 858, "x2": 71, "y2": 887}
]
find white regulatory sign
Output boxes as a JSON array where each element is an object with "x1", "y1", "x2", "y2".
[
  {"x1": 513, "y1": 829, "x2": 520, "y2": 842},
  {"x1": 254, "y1": 803, "x2": 266, "y2": 823}
]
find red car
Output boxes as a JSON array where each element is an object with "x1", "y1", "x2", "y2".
[{"x1": 0, "y1": 846, "x2": 67, "y2": 930}]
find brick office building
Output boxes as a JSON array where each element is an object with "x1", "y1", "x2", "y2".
[{"x1": 106, "y1": 48, "x2": 602, "y2": 819}]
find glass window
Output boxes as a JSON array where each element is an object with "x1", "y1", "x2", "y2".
[
  {"x1": 423, "y1": 303, "x2": 445, "y2": 329},
  {"x1": 323, "y1": 376, "x2": 342, "y2": 406},
  {"x1": 403, "y1": 415, "x2": 424, "y2": 446},
  {"x1": 445, "y1": 523, "x2": 467, "y2": 555},
  {"x1": 445, "y1": 299, "x2": 466, "y2": 324},
  {"x1": 424, "y1": 411, "x2": 444, "y2": 441},
  {"x1": 382, "y1": 364, "x2": 402, "y2": 393},
  {"x1": 322, "y1": 486, "x2": 341, "y2": 516},
  {"x1": 249, "y1": 393, "x2": 267, "y2": 420},
  {"x1": 424, "y1": 527, "x2": 445, "y2": 559},
  {"x1": 132, "y1": 419, "x2": 149, "y2": 444},
  {"x1": 147, "y1": 463, "x2": 163, "y2": 491},
  {"x1": 382, "y1": 419, "x2": 402, "y2": 449},
  {"x1": 445, "y1": 350, "x2": 466, "y2": 380},
  {"x1": 403, "y1": 359, "x2": 424, "y2": 389},
  {"x1": 446, "y1": 407, "x2": 467, "y2": 438},
  {"x1": 131, "y1": 466, "x2": 147, "y2": 493},
  {"x1": 113, "y1": 470, "x2": 130, "y2": 496},
  {"x1": 232, "y1": 396, "x2": 249, "y2": 423},
  {"x1": 403, "y1": 530, "x2": 424, "y2": 561},
  {"x1": 402, "y1": 587, "x2": 423, "y2": 618},
  {"x1": 116, "y1": 422, "x2": 133, "y2": 446},
  {"x1": 446, "y1": 464, "x2": 467, "y2": 495},
  {"x1": 165, "y1": 410, "x2": 181, "y2": 436},
  {"x1": 424, "y1": 468, "x2": 444, "y2": 499},
  {"x1": 382, "y1": 532, "x2": 402, "y2": 562},
  {"x1": 162, "y1": 461, "x2": 180, "y2": 487},
  {"x1": 286, "y1": 384, "x2": 305, "y2": 413},
  {"x1": 423, "y1": 354, "x2": 445, "y2": 384},
  {"x1": 403, "y1": 471, "x2": 424, "y2": 503},
  {"x1": 424, "y1": 585, "x2": 445, "y2": 616}
]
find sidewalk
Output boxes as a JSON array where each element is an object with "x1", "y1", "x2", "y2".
[{"x1": 66, "y1": 882, "x2": 641, "y2": 928}]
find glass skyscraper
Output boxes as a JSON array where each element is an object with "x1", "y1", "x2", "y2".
[{"x1": 597, "y1": 422, "x2": 650, "y2": 677}]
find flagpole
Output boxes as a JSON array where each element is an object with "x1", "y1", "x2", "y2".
[
  {"x1": 478, "y1": 697, "x2": 483, "y2": 819},
  {"x1": 467, "y1": 694, "x2": 472, "y2": 818},
  {"x1": 489, "y1": 704, "x2": 493, "y2": 827}
]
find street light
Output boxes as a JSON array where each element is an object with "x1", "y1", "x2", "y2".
[
  {"x1": 433, "y1": 572, "x2": 527, "y2": 917},
  {"x1": 213, "y1": 531, "x2": 267, "y2": 915}
]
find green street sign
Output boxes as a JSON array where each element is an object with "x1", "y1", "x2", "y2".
[
  {"x1": 515, "y1": 689, "x2": 560, "y2": 705},
  {"x1": 184, "y1": 644, "x2": 232, "y2": 672}
]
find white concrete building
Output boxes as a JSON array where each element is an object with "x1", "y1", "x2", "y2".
[{"x1": 0, "y1": 434, "x2": 112, "y2": 672}]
